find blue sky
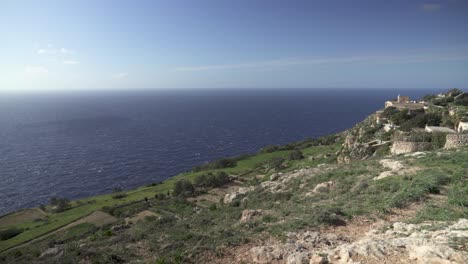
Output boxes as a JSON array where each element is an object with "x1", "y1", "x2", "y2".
[{"x1": 1, "y1": 0, "x2": 468, "y2": 92}]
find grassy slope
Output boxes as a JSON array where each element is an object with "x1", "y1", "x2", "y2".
[
  {"x1": 1, "y1": 145, "x2": 466, "y2": 263},
  {"x1": 0, "y1": 144, "x2": 340, "y2": 252}
]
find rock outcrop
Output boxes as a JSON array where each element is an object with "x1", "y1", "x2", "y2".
[
  {"x1": 240, "y1": 209, "x2": 263, "y2": 223},
  {"x1": 312, "y1": 181, "x2": 336, "y2": 193},
  {"x1": 444, "y1": 134, "x2": 468, "y2": 149},
  {"x1": 337, "y1": 116, "x2": 380, "y2": 163},
  {"x1": 223, "y1": 186, "x2": 254, "y2": 204},
  {"x1": 390, "y1": 141, "x2": 432, "y2": 155},
  {"x1": 249, "y1": 219, "x2": 468, "y2": 264}
]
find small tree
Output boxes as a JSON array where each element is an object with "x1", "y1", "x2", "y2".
[
  {"x1": 111, "y1": 187, "x2": 127, "y2": 199},
  {"x1": 288, "y1": 150, "x2": 304, "y2": 160},
  {"x1": 50, "y1": 197, "x2": 71, "y2": 213},
  {"x1": 173, "y1": 179, "x2": 195, "y2": 197}
]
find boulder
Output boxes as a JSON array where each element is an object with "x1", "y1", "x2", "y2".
[
  {"x1": 309, "y1": 254, "x2": 327, "y2": 264},
  {"x1": 39, "y1": 247, "x2": 63, "y2": 259},
  {"x1": 223, "y1": 186, "x2": 254, "y2": 204},
  {"x1": 312, "y1": 181, "x2": 335, "y2": 193},
  {"x1": 240, "y1": 209, "x2": 263, "y2": 223},
  {"x1": 250, "y1": 245, "x2": 285, "y2": 263},
  {"x1": 286, "y1": 252, "x2": 310, "y2": 264}
]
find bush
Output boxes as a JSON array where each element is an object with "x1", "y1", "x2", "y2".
[
  {"x1": 173, "y1": 179, "x2": 195, "y2": 197},
  {"x1": 430, "y1": 132, "x2": 447, "y2": 149},
  {"x1": 260, "y1": 145, "x2": 280, "y2": 153},
  {"x1": 288, "y1": 150, "x2": 304, "y2": 160},
  {"x1": 312, "y1": 207, "x2": 346, "y2": 226},
  {"x1": 50, "y1": 197, "x2": 71, "y2": 213},
  {"x1": 454, "y1": 94, "x2": 468, "y2": 106},
  {"x1": 400, "y1": 113, "x2": 442, "y2": 131},
  {"x1": 194, "y1": 172, "x2": 230, "y2": 188},
  {"x1": 0, "y1": 227, "x2": 24, "y2": 240},
  {"x1": 382, "y1": 106, "x2": 399, "y2": 118},
  {"x1": 111, "y1": 187, "x2": 127, "y2": 199},
  {"x1": 112, "y1": 192, "x2": 128, "y2": 199},
  {"x1": 193, "y1": 158, "x2": 237, "y2": 172},
  {"x1": 268, "y1": 157, "x2": 285, "y2": 170}
]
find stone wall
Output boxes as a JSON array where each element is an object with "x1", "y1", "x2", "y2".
[
  {"x1": 444, "y1": 134, "x2": 468, "y2": 149},
  {"x1": 391, "y1": 141, "x2": 432, "y2": 155}
]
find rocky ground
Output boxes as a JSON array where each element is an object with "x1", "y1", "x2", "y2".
[{"x1": 234, "y1": 215, "x2": 468, "y2": 264}]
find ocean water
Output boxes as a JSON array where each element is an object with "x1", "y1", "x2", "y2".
[{"x1": 0, "y1": 88, "x2": 437, "y2": 215}]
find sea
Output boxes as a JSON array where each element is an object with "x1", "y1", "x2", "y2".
[{"x1": 0, "y1": 88, "x2": 440, "y2": 215}]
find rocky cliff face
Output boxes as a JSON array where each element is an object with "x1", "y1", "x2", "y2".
[{"x1": 337, "y1": 115, "x2": 379, "y2": 163}]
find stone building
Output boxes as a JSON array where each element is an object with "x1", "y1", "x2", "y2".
[{"x1": 385, "y1": 95, "x2": 425, "y2": 110}]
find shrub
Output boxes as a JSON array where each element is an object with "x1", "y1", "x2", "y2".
[
  {"x1": 50, "y1": 197, "x2": 71, "y2": 213},
  {"x1": 173, "y1": 179, "x2": 195, "y2": 197},
  {"x1": 316, "y1": 134, "x2": 338, "y2": 145},
  {"x1": 111, "y1": 187, "x2": 127, "y2": 199},
  {"x1": 454, "y1": 94, "x2": 468, "y2": 106},
  {"x1": 288, "y1": 150, "x2": 304, "y2": 160},
  {"x1": 430, "y1": 132, "x2": 447, "y2": 149},
  {"x1": 193, "y1": 158, "x2": 237, "y2": 172},
  {"x1": 112, "y1": 192, "x2": 128, "y2": 199},
  {"x1": 312, "y1": 207, "x2": 346, "y2": 226},
  {"x1": 0, "y1": 227, "x2": 24, "y2": 240},
  {"x1": 382, "y1": 106, "x2": 399, "y2": 118},
  {"x1": 194, "y1": 172, "x2": 230, "y2": 188},
  {"x1": 260, "y1": 145, "x2": 280, "y2": 153},
  {"x1": 268, "y1": 157, "x2": 285, "y2": 170},
  {"x1": 400, "y1": 113, "x2": 442, "y2": 131}
]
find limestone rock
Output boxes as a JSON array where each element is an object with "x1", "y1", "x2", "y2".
[
  {"x1": 240, "y1": 209, "x2": 263, "y2": 223},
  {"x1": 250, "y1": 245, "x2": 285, "y2": 263},
  {"x1": 39, "y1": 246, "x2": 63, "y2": 259},
  {"x1": 313, "y1": 181, "x2": 336, "y2": 193},
  {"x1": 223, "y1": 186, "x2": 254, "y2": 204}
]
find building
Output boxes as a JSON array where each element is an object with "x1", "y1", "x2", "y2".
[
  {"x1": 385, "y1": 95, "x2": 425, "y2": 110},
  {"x1": 425, "y1": 125, "x2": 456, "y2": 133},
  {"x1": 457, "y1": 122, "x2": 468, "y2": 133},
  {"x1": 397, "y1": 95, "x2": 410, "y2": 103},
  {"x1": 384, "y1": 123, "x2": 399, "y2": 132}
]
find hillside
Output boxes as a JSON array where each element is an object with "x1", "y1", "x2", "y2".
[{"x1": 0, "y1": 90, "x2": 467, "y2": 264}]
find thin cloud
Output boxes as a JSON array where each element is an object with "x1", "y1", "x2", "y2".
[
  {"x1": 111, "y1": 72, "x2": 129, "y2": 79},
  {"x1": 60, "y1": 48, "x2": 75, "y2": 54},
  {"x1": 63, "y1": 60, "x2": 80, "y2": 65},
  {"x1": 175, "y1": 48, "x2": 468, "y2": 72},
  {"x1": 25, "y1": 65, "x2": 49, "y2": 75},
  {"x1": 37, "y1": 47, "x2": 76, "y2": 55},
  {"x1": 421, "y1": 3, "x2": 441, "y2": 12}
]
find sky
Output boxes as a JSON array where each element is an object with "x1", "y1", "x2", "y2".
[{"x1": 1, "y1": 0, "x2": 468, "y2": 92}]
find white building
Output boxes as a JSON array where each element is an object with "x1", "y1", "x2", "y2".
[
  {"x1": 457, "y1": 122, "x2": 468, "y2": 133},
  {"x1": 425, "y1": 125, "x2": 456, "y2": 133}
]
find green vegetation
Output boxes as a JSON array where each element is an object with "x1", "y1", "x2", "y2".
[
  {"x1": 0, "y1": 228, "x2": 24, "y2": 241},
  {"x1": 288, "y1": 150, "x2": 304, "y2": 160},
  {"x1": 49, "y1": 197, "x2": 71, "y2": 213},
  {"x1": 172, "y1": 179, "x2": 195, "y2": 197},
  {"x1": 194, "y1": 171, "x2": 230, "y2": 188},
  {"x1": 193, "y1": 157, "x2": 238, "y2": 172}
]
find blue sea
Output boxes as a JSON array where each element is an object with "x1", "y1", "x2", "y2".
[{"x1": 0, "y1": 88, "x2": 438, "y2": 215}]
